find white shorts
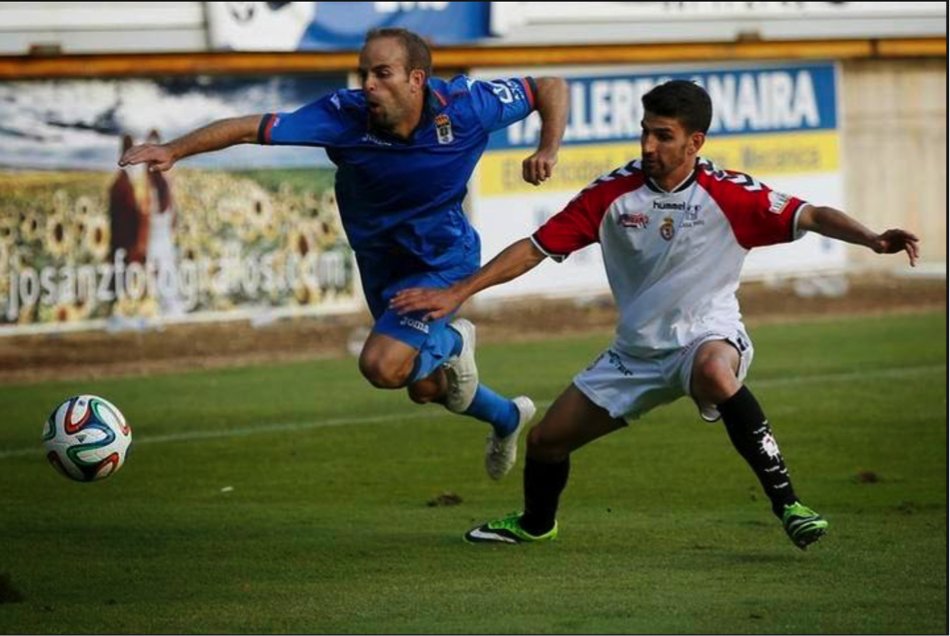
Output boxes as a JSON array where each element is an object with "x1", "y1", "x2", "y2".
[{"x1": 573, "y1": 330, "x2": 754, "y2": 422}]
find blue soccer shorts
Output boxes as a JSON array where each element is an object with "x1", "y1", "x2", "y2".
[{"x1": 356, "y1": 253, "x2": 479, "y2": 351}]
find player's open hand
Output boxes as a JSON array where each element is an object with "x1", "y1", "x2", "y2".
[
  {"x1": 871, "y1": 229, "x2": 920, "y2": 267},
  {"x1": 389, "y1": 286, "x2": 464, "y2": 322},
  {"x1": 119, "y1": 143, "x2": 176, "y2": 173},
  {"x1": 522, "y1": 149, "x2": 558, "y2": 186}
]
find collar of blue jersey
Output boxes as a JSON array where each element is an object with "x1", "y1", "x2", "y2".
[
  {"x1": 645, "y1": 158, "x2": 699, "y2": 194},
  {"x1": 365, "y1": 82, "x2": 445, "y2": 145}
]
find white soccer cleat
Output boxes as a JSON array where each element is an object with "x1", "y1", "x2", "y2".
[
  {"x1": 444, "y1": 318, "x2": 478, "y2": 413},
  {"x1": 485, "y1": 396, "x2": 536, "y2": 481}
]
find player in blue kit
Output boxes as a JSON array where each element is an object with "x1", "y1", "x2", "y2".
[{"x1": 120, "y1": 28, "x2": 569, "y2": 480}]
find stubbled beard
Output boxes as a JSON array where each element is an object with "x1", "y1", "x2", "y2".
[
  {"x1": 369, "y1": 109, "x2": 398, "y2": 133},
  {"x1": 641, "y1": 161, "x2": 661, "y2": 177}
]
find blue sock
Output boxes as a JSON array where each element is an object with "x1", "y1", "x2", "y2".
[
  {"x1": 464, "y1": 384, "x2": 520, "y2": 437},
  {"x1": 408, "y1": 324, "x2": 464, "y2": 383}
]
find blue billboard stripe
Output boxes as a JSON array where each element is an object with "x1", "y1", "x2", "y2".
[
  {"x1": 300, "y1": 2, "x2": 490, "y2": 49},
  {"x1": 488, "y1": 63, "x2": 838, "y2": 151}
]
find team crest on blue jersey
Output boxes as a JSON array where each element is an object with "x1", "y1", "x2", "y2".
[
  {"x1": 660, "y1": 217, "x2": 675, "y2": 241},
  {"x1": 435, "y1": 114, "x2": 454, "y2": 145}
]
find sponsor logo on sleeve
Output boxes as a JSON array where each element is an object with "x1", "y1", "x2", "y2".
[
  {"x1": 618, "y1": 212, "x2": 650, "y2": 229},
  {"x1": 768, "y1": 191, "x2": 793, "y2": 215}
]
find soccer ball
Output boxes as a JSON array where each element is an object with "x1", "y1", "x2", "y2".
[{"x1": 43, "y1": 395, "x2": 132, "y2": 482}]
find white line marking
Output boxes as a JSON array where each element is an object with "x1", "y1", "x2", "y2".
[{"x1": 2, "y1": 363, "x2": 943, "y2": 461}]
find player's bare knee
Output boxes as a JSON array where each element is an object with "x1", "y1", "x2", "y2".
[
  {"x1": 693, "y1": 356, "x2": 740, "y2": 404},
  {"x1": 358, "y1": 355, "x2": 408, "y2": 389},
  {"x1": 526, "y1": 425, "x2": 570, "y2": 463}
]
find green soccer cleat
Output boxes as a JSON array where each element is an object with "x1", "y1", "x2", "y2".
[
  {"x1": 464, "y1": 512, "x2": 558, "y2": 545},
  {"x1": 782, "y1": 502, "x2": 829, "y2": 550}
]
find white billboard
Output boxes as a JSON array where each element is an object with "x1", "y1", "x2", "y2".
[{"x1": 492, "y1": 2, "x2": 946, "y2": 43}]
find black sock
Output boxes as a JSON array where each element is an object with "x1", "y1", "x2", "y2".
[
  {"x1": 519, "y1": 456, "x2": 570, "y2": 536},
  {"x1": 718, "y1": 386, "x2": 797, "y2": 517}
]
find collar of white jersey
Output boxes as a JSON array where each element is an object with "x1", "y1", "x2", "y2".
[{"x1": 645, "y1": 160, "x2": 699, "y2": 194}]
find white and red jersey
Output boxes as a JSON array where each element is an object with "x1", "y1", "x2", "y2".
[{"x1": 532, "y1": 158, "x2": 808, "y2": 357}]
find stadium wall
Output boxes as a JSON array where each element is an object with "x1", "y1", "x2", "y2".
[
  {"x1": 0, "y1": 37, "x2": 944, "y2": 333},
  {"x1": 2, "y1": 40, "x2": 942, "y2": 277},
  {"x1": 841, "y1": 57, "x2": 947, "y2": 274}
]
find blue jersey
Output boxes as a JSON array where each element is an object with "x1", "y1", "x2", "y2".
[{"x1": 257, "y1": 75, "x2": 537, "y2": 269}]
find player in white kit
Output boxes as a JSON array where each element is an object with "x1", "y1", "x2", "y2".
[{"x1": 391, "y1": 80, "x2": 919, "y2": 550}]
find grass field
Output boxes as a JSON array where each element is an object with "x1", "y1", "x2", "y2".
[{"x1": 0, "y1": 311, "x2": 946, "y2": 634}]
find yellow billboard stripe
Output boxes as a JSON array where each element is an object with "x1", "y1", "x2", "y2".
[{"x1": 478, "y1": 130, "x2": 840, "y2": 197}]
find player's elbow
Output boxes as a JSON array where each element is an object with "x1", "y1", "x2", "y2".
[
  {"x1": 796, "y1": 204, "x2": 824, "y2": 233},
  {"x1": 237, "y1": 115, "x2": 267, "y2": 144},
  {"x1": 534, "y1": 77, "x2": 568, "y2": 101}
]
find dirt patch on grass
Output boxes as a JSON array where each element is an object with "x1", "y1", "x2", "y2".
[{"x1": 0, "y1": 273, "x2": 943, "y2": 385}]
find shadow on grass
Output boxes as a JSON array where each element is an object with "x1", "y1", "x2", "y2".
[{"x1": 0, "y1": 572, "x2": 24, "y2": 604}]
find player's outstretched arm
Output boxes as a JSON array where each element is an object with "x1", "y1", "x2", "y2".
[
  {"x1": 797, "y1": 205, "x2": 920, "y2": 267},
  {"x1": 390, "y1": 238, "x2": 548, "y2": 321},
  {"x1": 522, "y1": 77, "x2": 568, "y2": 186},
  {"x1": 118, "y1": 115, "x2": 264, "y2": 172}
]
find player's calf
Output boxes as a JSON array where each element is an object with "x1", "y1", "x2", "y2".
[{"x1": 407, "y1": 371, "x2": 447, "y2": 404}]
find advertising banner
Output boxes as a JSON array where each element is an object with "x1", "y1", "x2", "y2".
[
  {"x1": 492, "y1": 2, "x2": 946, "y2": 43},
  {"x1": 471, "y1": 62, "x2": 845, "y2": 300},
  {"x1": 208, "y1": 2, "x2": 490, "y2": 51},
  {"x1": 0, "y1": 75, "x2": 357, "y2": 335}
]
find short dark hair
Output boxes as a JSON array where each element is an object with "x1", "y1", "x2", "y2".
[
  {"x1": 364, "y1": 27, "x2": 432, "y2": 82},
  {"x1": 642, "y1": 80, "x2": 712, "y2": 134}
]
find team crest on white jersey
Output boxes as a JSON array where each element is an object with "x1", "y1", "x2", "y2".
[
  {"x1": 660, "y1": 216, "x2": 675, "y2": 241},
  {"x1": 435, "y1": 114, "x2": 454, "y2": 144}
]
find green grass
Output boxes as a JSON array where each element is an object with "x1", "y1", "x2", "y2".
[{"x1": 0, "y1": 311, "x2": 946, "y2": 634}]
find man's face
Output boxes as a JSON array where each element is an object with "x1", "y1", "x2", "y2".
[
  {"x1": 358, "y1": 37, "x2": 424, "y2": 133},
  {"x1": 640, "y1": 112, "x2": 703, "y2": 181}
]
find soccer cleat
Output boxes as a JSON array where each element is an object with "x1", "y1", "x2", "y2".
[
  {"x1": 443, "y1": 318, "x2": 478, "y2": 413},
  {"x1": 484, "y1": 396, "x2": 536, "y2": 480},
  {"x1": 464, "y1": 512, "x2": 558, "y2": 545},
  {"x1": 782, "y1": 502, "x2": 829, "y2": 550}
]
